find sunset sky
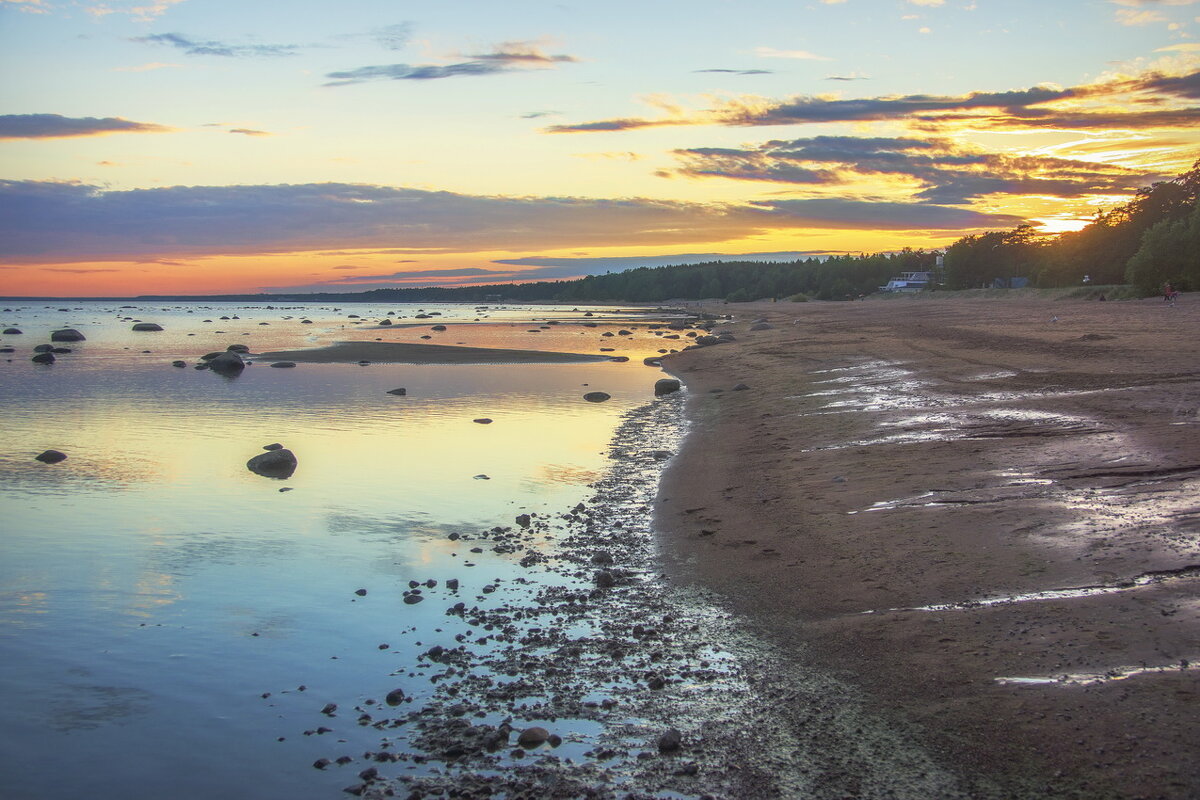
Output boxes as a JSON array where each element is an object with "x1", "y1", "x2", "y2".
[{"x1": 2, "y1": 0, "x2": 1198, "y2": 296}]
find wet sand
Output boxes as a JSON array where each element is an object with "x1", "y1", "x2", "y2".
[
  {"x1": 658, "y1": 295, "x2": 1200, "y2": 798},
  {"x1": 255, "y1": 340, "x2": 618, "y2": 364}
]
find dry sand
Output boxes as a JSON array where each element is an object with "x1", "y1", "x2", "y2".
[
  {"x1": 657, "y1": 294, "x2": 1200, "y2": 798},
  {"x1": 255, "y1": 340, "x2": 618, "y2": 364}
]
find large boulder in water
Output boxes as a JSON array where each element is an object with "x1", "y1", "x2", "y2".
[
  {"x1": 247, "y1": 448, "x2": 297, "y2": 478},
  {"x1": 654, "y1": 378, "x2": 682, "y2": 396},
  {"x1": 31, "y1": 352, "x2": 55, "y2": 364},
  {"x1": 226, "y1": 344, "x2": 250, "y2": 354},
  {"x1": 35, "y1": 449, "x2": 67, "y2": 463},
  {"x1": 207, "y1": 351, "x2": 245, "y2": 375},
  {"x1": 583, "y1": 391, "x2": 611, "y2": 403},
  {"x1": 132, "y1": 322, "x2": 163, "y2": 332},
  {"x1": 51, "y1": 329, "x2": 85, "y2": 342}
]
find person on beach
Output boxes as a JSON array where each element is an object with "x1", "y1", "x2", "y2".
[{"x1": 1164, "y1": 283, "x2": 1179, "y2": 303}]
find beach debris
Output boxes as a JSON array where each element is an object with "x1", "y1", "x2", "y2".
[
  {"x1": 246, "y1": 448, "x2": 297, "y2": 478},
  {"x1": 584, "y1": 391, "x2": 611, "y2": 402},
  {"x1": 132, "y1": 322, "x2": 163, "y2": 332},
  {"x1": 387, "y1": 388, "x2": 407, "y2": 395},
  {"x1": 31, "y1": 352, "x2": 55, "y2": 364},
  {"x1": 35, "y1": 449, "x2": 67, "y2": 464},
  {"x1": 268, "y1": 361, "x2": 296, "y2": 368},
  {"x1": 50, "y1": 328, "x2": 85, "y2": 342},
  {"x1": 654, "y1": 378, "x2": 682, "y2": 396},
  {"x1": 207, "y1": 351, "x2": 245, "y2": 376}
]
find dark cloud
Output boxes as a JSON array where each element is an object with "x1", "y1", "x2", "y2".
[
  {"x1": 694, "y1": 69, "x2": 773, "y2": 75},
  {"x1": 754, "y1": 198, "x2": 1026, "y2": 230},
  {"x1": 0, "y1": 113, "x2": 172, "y2": 139},
  {"x1": 132, "y1": 32, "x2": 300, "y2": 57},
  {"x1": 326, "y1": 43, "x2": 578, "y2": 86},
  {"x1": 0, "y1": 180, "x2": 1018, "y2": 265},
  {"x1": 671, "y1": 135, "x2": 1160, "y2": 203},
  {"x1": 547, "y1": 69, "x2": 1200, "y2": 133},
  {"x1": 493, "y1": 251, "x2": 827, "y2": 273}
]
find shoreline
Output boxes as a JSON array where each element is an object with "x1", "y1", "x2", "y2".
[
  {"x1": 254, "y1": 340, "x2": 620, "y2": 364},
  {"x1": 656, "y1": 296, "x2": 1200, "y2": 797}
]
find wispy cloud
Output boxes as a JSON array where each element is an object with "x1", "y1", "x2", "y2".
[
  {"x1": 0, "y1": 113, "x2": 172, "y2": 139},
  {"x1": 326, "y1": 41, "x2": 578, "y2": 86},
  {"x1": 694, "y1": 68, "x2": 774, "y2": 75},
  {"x1": 2, "y1": 0, "x2": 51, "y2": 15},
  {"x1": 755, "y1": 46, "x2": 830, "y2": 61},
  {"x1": 545, "y1": 67, "x2": 1200, "y2": 133},
  {"x1": 228, "y1": 128, "x2": 270, "y2": 137},
  {"x1": 0, "y1": 180, "x2": 1025, "y2": 264},
  {"x1": 86, "y1": 0, "x2": 187, "y2": 21},
  {"x1": 132, "y1": 32, "x2": 300, "y2": 57},
  {"x1": 669, "y1": 135, "x2": 1162, "y2": 203}
]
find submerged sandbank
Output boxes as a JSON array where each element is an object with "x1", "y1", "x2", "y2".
[{"x1": 255, "y1": 340, "x2": 619, "y2": 364}]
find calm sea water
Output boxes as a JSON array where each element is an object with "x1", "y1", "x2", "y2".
[{"x1": 0, "y1": 301, "x2": 682, "y2": 799}]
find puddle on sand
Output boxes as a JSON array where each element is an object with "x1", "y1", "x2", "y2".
[{"x1": 997, "y1": 659, "x2": 1199, "y2": 687}]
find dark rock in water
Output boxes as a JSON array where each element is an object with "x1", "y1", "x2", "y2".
[
  {"x1": 654, "y1": 378, "x2": 682, "y2": 396},
  {"x1": 320, "y1": 703, "x2": 337, "y2": 716},
  {"x1": 194, "y1": 364, "x2": 208, "y2": 370},
  {"x1": 473, "y1": 418, "x2": 493, "y2": 424},
  {"x1": 378, "y1": 319, "x2": 392, "y2": 326},
  {"x1": 301, "y1": 319, "x2": 313, "y2": 324},
  {"x1": 34, "y1": 343, "x2": 54, "y2": 353},
  {"x1": 594, "y1": 570, "x2": 616, "y2": 588},
  {"x1": 3, "y1": 328, "x2": 22, "y2": 334},
  {"x1": 246, "y1": 448, "x2": 297, "y2": 478},
  {"x1": 269, "y1": 361, "x2": 296, "y2": 368},
  {"x1": 132, "y1": 322, "x2": 163, "y2": 332},
  {"x1": 591, "y1": 551, "x2": 613, "y2": 565},
  {"x1": 312, "y1": 758, "x2": 331, "y2": 770},
  {"x1": 645, "y1": 356, "x2": 665, "y2": 366},
  {"x1": 263, "y1": 443, "x2": 284, "y2": 451},
  {"x1": 658, "y1": 728, "x2": 683, "y2": 752},
  {"x1": 515, "y1": 514, "x2": 531, "y2": 528},
  {"x1": 50, "y1": 329, "x2": 85, "y2": 342},
  {"x1": 208, "y1": 351, "x2": 245, "y2": 375},
  {"x1": 226, "y1": 343, "x2": 250, "y2": 353},
  {"x1": 200, "y1": 352, "x2": 221, "y2": 361},
  {"x1": 609, "y1": 356, "x2": 629, "y2": 362},
  {"x1": 35, "y1": 449, "x2": 67, "y2": 464},
  {"x1": 355, "y1": 588, "x2": 368, "y2": 596},
  {"x1": 385, "y1": 688, "x2": 406, "y2": 706},
  {"x1": 171, "y1": 360, "x2": 187, "y2": 368},
  {"x1": 583, "y1": 391, "x2": 611, "y2": 403},
  {"x1": 387, "y1": 388, "x2": 407, "y2": 396},
  {"x1": 431, "y1": 325, "x2": 447, "y2": 331},
  {"x1": 517, "y1": 727, "x2": 550, "y2": 748},
  {"x1": 51, "y1": 347, "x2": 72, "y2": 354},
  {"x1": 403, "y1": 594, "x2": 424, "y2": 605},
  {"x1": 446, "y1": 578, "x2": 459, "y2": 591},
  {"x1": 0, "y1": 347, "x2": 13, "y2": 353},
  {"x1": 31, "y1": 352, "x2": 55, "y2": 364}
]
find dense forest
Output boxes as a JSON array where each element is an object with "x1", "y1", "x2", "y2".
[{"x1": 124, "y1": 160, "x2": 1199, "y2": 305}]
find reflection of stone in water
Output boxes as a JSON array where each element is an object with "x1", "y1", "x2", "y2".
[{"x1": 49, "y1": 684, "x2": 153, "y2": 731}]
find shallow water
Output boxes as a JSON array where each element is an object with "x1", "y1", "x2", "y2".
[{"x1": 0, "y1": 301, "x2": 680, "y2": 799}]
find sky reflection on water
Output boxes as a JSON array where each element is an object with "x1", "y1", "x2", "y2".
[{"x1": 0, "y1": 301, "x2": 677, "y2": 799}]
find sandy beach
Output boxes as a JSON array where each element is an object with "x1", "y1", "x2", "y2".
[{"x1": 657, "y1": 294, "x2": 1200, "y2": 798}]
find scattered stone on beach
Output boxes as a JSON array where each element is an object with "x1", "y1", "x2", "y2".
[
  {"x1": 515, "y1": 514, "x2": 531, "y2": 528},
  {"x1": 378, "y1": 319, "x2": 392, "y2": 326},
  {"x1": 208, "y1": 351, "x2": 245, "y2": 376},
  {"x1": 387, "y1": 388, "x2": 407, "y2": 396},
  {"x1": 473, "y1": 418, "x2": 493, "y2": 424},
  {"x1": 171, "y1": 360, "x2": 186, "y2": 368},
  {"x1": 35, "y1": 449, "x2": 67, "y2": 464},
  {"x1": 594, "y1": 570, "x2": 616, "y2": 588},
  {"x1": 132, "y1": 322, "x2": 163, "y2": 332},
  {"x1": 516, "y1": 727, "x2": 550, "y2": 748},
  {"x1": 246, "y1": 448, "x2": 297, "y2": 478},
  {"x1": 50, "y1": 329, "x2": 85, "y2": 342},
  {"x1": 269, "y1": 361, "x2": 296, "y2": 368},
  {"x1": 385, "y1": 688, "x2": 406, "y2": 706},
  {"x1": 732, "y1": 383, "x2": 750, "y2": 391},
  {"x1": 3, "y1": 328, "x2": 22, "y2": 334},
  {"x1": 657, "y1": 728, "x2": 683, "y2": 752},
  {"x1": 654, "y1": 378, "x2": 682, "y2": 396},
  {"x1": 226, "y1": 344, "x2": 250, "y2": 353},
  {"x1": 584, "y1": 392, "x2": 611, "y2": 403},
  {"x1": 431, "y1": 325, "x2": 447, "y2": 331},
  {"x1": 31, "y1": 352, "x2": 55, "y2": 364}
]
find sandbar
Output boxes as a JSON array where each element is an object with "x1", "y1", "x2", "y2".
[{"x1": 255, "y1": 340, "x2": 618, "y2": 364}]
